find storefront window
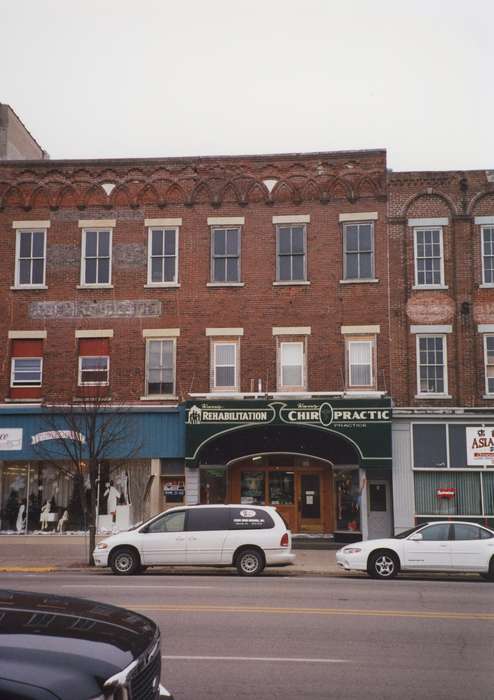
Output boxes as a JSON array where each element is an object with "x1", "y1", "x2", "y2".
[
  {"x1": 240, "y1": 471, "x2": 265, "y2": 505},
  {"x1": 335, "y1": 470, "x2": 361, "y2": 532},
  {"x1": 268, "y1": 471, "x2": 294, "y2": 505},
  {"x1": 161, "y1": 460, "x2": 185, "y2": 505},
  {"x1": 414, "y1": 471, "x2": 482, "y2": 516},
  {"x1": 200, "y1": 468, "x2": 226, "y2": 504}
]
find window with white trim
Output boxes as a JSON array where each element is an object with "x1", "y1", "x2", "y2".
[
  {"x1": 347, "y1": 339, "x2": 374, "y2": 388},
  {"x1": 343, "y1": 222, "x2": 374, "y2": 280},
  {"x1": 276, "y1": 225, "x2": 306, "y2": 282},
  {"x1": 15, "y1": 229, "x2": 46, "y2": 287},
  {"x1": 147, "y1": 227, "x2": 178, "y2": 285},
  {"x1": 211, "y1": 227, "x2": 241, "y2": 283},
  {"x1": 278, "y1": 341, "x2": 305, "y2": 391},
  {"x1": 417, "y1": 335, "x2": 447, "y2": 395},
  {"x1": 484, "y1": 335, "x2": 494, "y2": 395},
  {"x1": 481, "y1": 226, "x2": 494, "y2": 285},
  {"x1": 81, "y1": 229, "x2": 112, "y2": 286},
  {"x1": 211, "y1": 341, "x2": 238, "y2": 391},
  {"x1": 146, "y1": 339, "x2": 175, "y2": 396},
  {"x1": 414, "y1": 227, "x2": 444, "y2": 286},
  {"x1": 11, "y1": 357, "x2": 43, "y2": 387},
  {"x1": 78, "y1": 356, "x2": 110, "y2": 386}
]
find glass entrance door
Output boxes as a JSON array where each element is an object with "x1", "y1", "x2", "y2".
[{"x1": 299, "y1": 473, "x2": 322, "y2": 532}]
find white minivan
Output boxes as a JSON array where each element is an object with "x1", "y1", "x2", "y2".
[{"x1": 93, "y1": 504, "x2": 295, "y2": 576}]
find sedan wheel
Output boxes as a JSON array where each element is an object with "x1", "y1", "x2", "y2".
[{"x1": 368, "y1": 551, "x2": 399, "y2": 579}]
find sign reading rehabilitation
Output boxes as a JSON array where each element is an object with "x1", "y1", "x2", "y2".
[{"x1": 185, "y1": 398, "x2": 392, "y2": 468}]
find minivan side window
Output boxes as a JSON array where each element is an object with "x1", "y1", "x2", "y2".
[
  {"x1": 187, "y1": 507, "x2": 229, "y2": 531},
  {"x1": 229, "y1": 508, "x2": 275, "y2": 530},
  {"x1": 146, "y1": 511, "x2": 186, "y2": 533}
]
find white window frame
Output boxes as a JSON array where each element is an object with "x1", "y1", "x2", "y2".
[
  {"x1": 147, "y1": 226, "x2": 179, "y2": 286},
  {"x1": 343, "y1": 221, "x2": 375, "y2": 281},
  {"x1": 14, "y1": 229, "x2": 47, "y2": 288},
  {"x1": 10, "y1": 356, "x2": 43, "y2": 388},
  {"x1": 481, "y1": 225, "x2": 494, "y2": 286},
  {"x1": 276, "y1": 224, "x2": 307, "y2": 283},
  {"x1": 346, "y1": 338, "x2": 375, "y2": 389},
  {"x1": 80, "y1": 228, "x2": 113, "y2": 287},
  {"x1": 278, "y1": 341, "x2": 306, "y2": 391},
  {"x1": 416, "y1": 334, "x2": 448, "y2": 397},
  {"x1": 78, "y1": 355, "x2": 110, "y2": 387},
  {"x1": 483, "y1": 335, "x2": 494, "y2": 396},
  {"x1": 145, "y1": 338, "x2": 176, "y2": 398},
  {"x1": 211, "y1": 340, "x2": 239, "y2": 392},
  {"x1": 413, "y1": 227, "x2": 445, "y2": 288},
  {"x1": 210, "y1": 226, "x2": 242, "y2": 284}
]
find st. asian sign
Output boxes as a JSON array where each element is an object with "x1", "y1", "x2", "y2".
[
  {"x1": 466, "y1": 427, "x2": 494, "y2": 466},
  {"x1": 185, "y1": 398, "x2": 392, "y2": 467}
]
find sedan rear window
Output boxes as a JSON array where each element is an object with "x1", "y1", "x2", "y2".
[{"x1": 229, "y1": 508, "x2": 274, "y2": 529}]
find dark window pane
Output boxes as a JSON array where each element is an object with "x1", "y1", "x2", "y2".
[
  {"x1": 152, "y1": 230, "x2": 163, "y2": 255},
  {"x1": 279, "y1": 255, "x2": 291, "y2": 281},
  {"x1": 359, "y1": 224, "x2": 372, "y2": 250},
  {"x1": 413, "y1": 424, "x2": 447, "y2": 468},
  {"x1": 226, "y1": 229, "x2": 239, "y2": 255},
  {"x1": 164, "y1": 257, "x2": 175, "y2": 282},
  {"x1": 32, "y1": 232, "x2": 45, "y2": 257},
  {"x1": 453, "y1": 524, "x2": 481, "y2": 540},
  {"x1": 147, "y1": 511, "x2": 185, "y2": 533},
  {"x1": 359, "y1": 253, "x2": 372, "y2": 279},
  {"x1": 85, "y1": 231, "x2": 98, "y2": 257},
  {"x1": 164, "y1": 229, "x2": 176, "y2": 255},
  {"x1": 213, "y1": 229, "x2": 226, "y2": 256},
  {"x1": 151, "y1": 257, "x2": 162, "y2": 282},
  {"x1": 32, "y1": 259, "x2": 44, "y2": 284},
  {"x1": 85, "y1": 258, "x2": 97, "y2": 284},
  {"x1": 98, "y1": 231, "x2": 110, "y2": 256},
  {"x1": 345, "y1": 226, "x2": 359, "y2": 252},
  {"x1": 216, "y1": 365, "x2": 235, "y2": 387},
  {"x1": 187, "y1": 507, "x2": 229, "y2": 531},
  {"x1": 19, "y1": 259, "x2": 31, "y2": 284},
  {"x1": 420, "y1": 523, "x2": 450, "y2": 541},
  {"x1": 98, "y1": 258, "x2": 110, "y2": 284},
  {"x1": 292, "y1": 255, "x2": 304, "y2": 280},
  {"x1": 369, "y1": 484, "x2": 387, "y2": 511},
  {"x1": 346, "y1": 254, "x2": 359, "y2": 279},
  {"x1": 239, "y1": 472, "x2": 265, "y2": 505},
  {"x1": 269, "y1": 472, "x2": 294, "y2": 505},
  {"x1": 278, "y1": 228, "x2": 291, "y2": 254},
  {"x1": 291, "y1": 227, "x2": 304, "y2": 254},
  {"x1": 19, "y1": 232, "x2": 32, "y2": 258},
  {"x1": 213, "y1": 258, "x2": 225, "y2": 282},
  {"x1": 226, "y1": 257, "x2": 239, "y2": 281}
]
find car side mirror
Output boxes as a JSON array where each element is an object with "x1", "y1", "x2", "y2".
[{"x1": 409, "y1": 532, "x2": 423, "y2": 541}]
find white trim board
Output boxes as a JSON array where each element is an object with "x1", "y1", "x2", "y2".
[
  {"x1": 78, "y1": 219, "x2": 116, "y2": 228},
  {"x1": 339, "y1": 212, "x2": 378, "y2": 222},
  {"x1": 12, "y1": 220, "x2": 50, "y2": 229},
  {"x1": 341, "y1": 325, "x2": 380, "y2": 335},
  {"x1": 272, "y1": 215, "x2": 310, "y2": 224},
  {"x1": 142, "y1": 328, "x2": 181, "y2": 338},
  {"x1": 75, "y1": 329, "x2": 114, "y2": 338},
  {"x1": 145, "y1": 218, "x2": 182, "y2": 227},
  {"x1": 475, "y1": 216, "x2": 494, "y2": 225},
  {"x1": 272, "y1": 327, "x2": 311, "y2": 336},
  {"x1": 408, "y1": 217, "x2": 449, "y2": 227},
  {"x1": 207, "y1": 217, "x2": 245, "y2": 226},
  {"x1": 206, "y1": 328, "x2": 244, "y2": 337},
  {"x1": 8, "y1": 330, "x2": 47, "y2": 339},
  {"x1": 410, "y1": 324, "x2": 452, "y2": 334}
]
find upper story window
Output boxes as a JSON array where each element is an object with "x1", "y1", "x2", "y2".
[
  {"x1": 211, "y1": 340, "x2": 239, "y2": 392},
  {"x1": 11, "y1": 356, "x2": 43, "y2": 387},
  {"x1": 481, "y1": 226, "x2": 494, "y2": 286},
  {"x1": 416, "y1": 335, "x2": 447, "y2": 396},
  {"x1": 278, "y1": 341, "x2": 306, "y2": 391},
  {"x1": 276, "y1": 225, "x2": 307, "y2": 282},
  {"x1": 343, "y1": 222, "x2": 374, "y2": 280},
  {"x1": 346, "y1": 338, "x2": 375, "y2": 389},
  {"x1": 414, "y1": 227, "x2": 444, "y2": 287},
  {"x1": 15, "y1": 229, "x2": 46, "y2": 288},
  {"x1": 484, "y1": 335, "x2": 494, "y2": 395},
  {"x1": 81, "y1": 228, "x2": 112, "y2": 286},
  {"x1": 146, "y1": 338, "x2": 176, "y2": 397},
  {"x1": 147, "y1": 227, "x2": 179, "y2": 285},
  {"x1": 9, "y1": 337, "x2": 45, "y2": 397},
  {"x1": 78, "y1": 356, "x2": 110, "y2": 386},
  {"x1": 211, "y1": 227, "x2": 241, "y2": 283}
]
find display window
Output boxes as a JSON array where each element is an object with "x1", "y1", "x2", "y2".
[
  {"x1": 200, "y1": 468, "x2": 227, "y2": 504},
  {"x1": 335, "y1": 469, "x2": 361, "y2": 532},
  {"x1": 240, "y1": 472, "x2": 265, "y2": 505}
]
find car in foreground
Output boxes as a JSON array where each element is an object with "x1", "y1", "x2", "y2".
[
  {"x1": 0, "y1": 588, "x2": 173, "y2": 699},
  {"x1": 94, "y1": 504, "x2": 295, "y2": 576},
  {"x1": 336, "y1": 521, "x2": 494, "y2": 579}
]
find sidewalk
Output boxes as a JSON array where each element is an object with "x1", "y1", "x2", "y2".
[{"x1": 0, "y1": 534, "x2": 345, "y2": 576}]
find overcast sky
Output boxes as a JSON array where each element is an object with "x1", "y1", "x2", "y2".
[{"x1": 2, "y1": 0, "x2": 493, "y2": 171}]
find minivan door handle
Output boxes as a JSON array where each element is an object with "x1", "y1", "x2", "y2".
[{"x1": 176, "y1": 536, "x2": 186, "y2": 541}]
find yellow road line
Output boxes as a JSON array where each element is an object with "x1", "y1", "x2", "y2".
[
  {"x1": 0, "y1": 566, "x2": 56, "y2": 573},
  {"x1": 128, "y1": 604, "x2": 494, "y2": 622}
]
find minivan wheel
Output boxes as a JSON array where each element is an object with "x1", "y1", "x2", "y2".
[
  {"x1": 236, "y1": 549, "x2": 264, "y2": 577},
  {"x1": 110, "y1": 547, "x2": 140, "y2": 576},
  {"x1": 367, "y1": 551, "x2": 399, "y2": 579}
]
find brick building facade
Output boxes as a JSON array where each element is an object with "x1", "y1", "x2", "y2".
[{"x1": 0, "y1": 146, "x2": 492, "y2": 537}]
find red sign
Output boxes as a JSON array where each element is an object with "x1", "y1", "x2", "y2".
[{"x1": 437, "y1": 488, "x2": 456, "y2": 499}]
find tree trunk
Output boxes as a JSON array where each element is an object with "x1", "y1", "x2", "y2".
[{"x1": 88, "y1": 461, "x2": 98, "y2": 566}]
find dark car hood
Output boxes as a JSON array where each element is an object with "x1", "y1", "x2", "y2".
[{"x1": 0, "y1": 589, "x2": 158, "y2": 699}]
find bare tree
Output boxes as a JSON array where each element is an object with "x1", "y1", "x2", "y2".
[{"x1": 33, "y1": 388, "x2": 142, "y2": 565}]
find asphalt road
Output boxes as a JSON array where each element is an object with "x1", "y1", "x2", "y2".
[{"x1": 1, "y1": 571, "x2": 493, "y2": 700}]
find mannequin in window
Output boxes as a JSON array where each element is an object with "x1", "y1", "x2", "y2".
[
  {"x1": 16, "y1": 500, "x2": 26, "y2": 533},
  {"x1": 57, "y1": 509, "x2": 69, "y2": 533},
  {"x1": 104, "y1": 481, "x2": 120, "y2": 522},
  {"x1": 40, "y1": 500, "x2": 51, "y2": 530}
]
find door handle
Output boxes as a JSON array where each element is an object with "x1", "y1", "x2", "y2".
[
  {"x1": 176, "y1": 536, "x2": 186, "y2": 541},
  {"x1": 439, "y1": 544, "x2": 448, "y2": 548}
]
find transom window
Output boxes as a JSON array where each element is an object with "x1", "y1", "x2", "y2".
[
  {"x1": 78, "y1": 356, "x2": 110, "y2": 386},
  {"x1": 11, "y1": 357, "x2": 43, "y2": 387},
  {"x1": 276, "y1": 225, "x2": 306, "y2": 282},
  {"x1": 212, "y1": 341, "x2": 238, "y2": 391},
  {"x1": 146, "y1": 339, "x2": 175, "y2": 396},
  {"x1": 481, "y1": 226, "x2": 494, "y2": 285},
  {"x1": 414, "y1": 227, "x2": 444, "y2": 286},
  {"x1": 148, "y1": 227, "x2": 178, "y2": 285},
  {"x1": 211, "y1": 227, "x2": 241, "y2": 283},
  {"x1": 484, "y1": 335, "x2": 494, "y2": 395},
  {"x1": 347, "y1": 339, "x2": 374, "y2": 387},
  {"x1": 279, "y1": 341, "x2": 305, "y2": 390},
  {"x1": 417, "y1": 335, "x2": 447, "y2": 395},
  {"x1": 343, "y1": 222, "x2": 374, "y2": 280},
  {"x1": 15, "y1": 230, "x2": 46, "y2": 287},
  {"x1": 81, "y1": 229, "x2": 112, "y2": 286}
]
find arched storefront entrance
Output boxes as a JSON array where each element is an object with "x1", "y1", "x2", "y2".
[{"x1": 185, "y1": 398, "x2": 392, "y2": 537}]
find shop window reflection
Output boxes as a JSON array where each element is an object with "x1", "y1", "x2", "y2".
[
  {"x1": 200, "y1": 468, "x2": 226, "y2": 504},
  {"x1": 268, "y1": 471, "x2": 294, "y2": 505},
  {"x1": 335, "y1": 470, "x2": 361, "y2": 532},
  {"x1": 240, "y1": 471, "x2": 265, "y2": 505}
]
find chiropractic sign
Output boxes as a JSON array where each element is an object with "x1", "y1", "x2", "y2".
[{"x1": 185, "y1": 398, "x2": 392, "y2": 467}]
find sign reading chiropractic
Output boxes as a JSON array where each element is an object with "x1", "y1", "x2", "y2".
[{"x1": 185, "y1": 399, "x2": 392, "y2": 468}]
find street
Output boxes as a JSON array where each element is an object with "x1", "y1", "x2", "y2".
[{"x1": 1, "y1": 571, "x2": 493, "y2": 699}]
